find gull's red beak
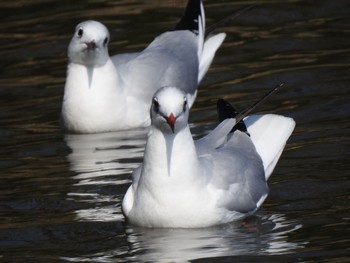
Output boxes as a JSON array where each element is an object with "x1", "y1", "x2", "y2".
[
  {"x1": 86, "y1": 40, "x2": 96, "y2": 49},
  {"x1": 167, "y1": 113, "x2": 176, "y2": 133}
]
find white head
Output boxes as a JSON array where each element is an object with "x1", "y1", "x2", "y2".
[
  {"x1": 151, "y1": 87, "x2": 189, "y2": 134},
  {"x1": 68, "y1": 20, "x2": 110, "y2": 67}
]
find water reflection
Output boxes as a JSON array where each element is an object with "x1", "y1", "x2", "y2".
[
  {"x1": 65, "y1": 130, "x2": 146, "y2": 178},
  {"x1": 62, "y1": 214, "x2": 304, "y2": 262},
  {"x1": 64, "y1": 130, "x2": 147, "y2": 222},
  {"x1": 128, "y1": 214, "x2": 304, "y2": 262}
]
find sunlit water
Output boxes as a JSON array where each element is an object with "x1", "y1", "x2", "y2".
[{"x1": 1, "y1": 0, "x2": 349, "y2": 262}]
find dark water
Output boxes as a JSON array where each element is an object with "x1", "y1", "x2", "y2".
[{"x1": 1, "y1": 0, "x2": 349, "y2": 262}]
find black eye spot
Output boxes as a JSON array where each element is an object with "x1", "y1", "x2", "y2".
[
  {"x1": 153, "y1": 98, "x2": 160, "y2": 113},
  {"x1": 77, "y1": 28, "x2": 83, "y2": 38},
  {"x1": 183, "y1": 97, "x2": 187, "y2": 112},
  {"x1": 103, "y1": 37, "x2": 108, "y2": 46}
]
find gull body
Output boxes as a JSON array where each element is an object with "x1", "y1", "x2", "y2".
[
  {"x1": 61, "y1": 0, "x2": 226, "y2": 133},
  {"x1": 122, "y1": 87, "x2": 295, "y2": 228}
]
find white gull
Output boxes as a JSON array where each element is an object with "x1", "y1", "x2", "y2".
[
  {"x1": 61, "y1": 0, "x2": 226, "y2": 133},
  {"x1": 122, "y1": 86, "x2": 295, "y2": 228}
]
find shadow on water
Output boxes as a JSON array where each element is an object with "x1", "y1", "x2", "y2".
[{"x1": 0, "y1": 0, "x2": 349, "y2": 262}]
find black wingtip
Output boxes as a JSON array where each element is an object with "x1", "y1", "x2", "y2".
[
  {"x1": 175, "y1": 0, "x2": 202, "y2": 34},
  {"x1": 217, "y1": 99, "x2": 249, "y2": 135},
  {"x1": 217, "y1": 99, "x2": 237, "y2": 122}
]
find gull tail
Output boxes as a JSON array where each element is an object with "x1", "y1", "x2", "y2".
[
  {"x1": 245, "y1": 114, "x2": 295, "y2": 180},
  {"x1": 175, "y1": 0, "x2": 226, "y2": 84},
  {"x1": 198, "y1": 32, "x2": 226, "y2": 83},
  {"x1": 216, "y1": 83, "x2": 295, "y2": 180}
]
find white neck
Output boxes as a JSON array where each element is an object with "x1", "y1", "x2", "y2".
[
  {"x1": 65, "y1": 58, "x2": 123, "y2": 96},
  {"x1": 139, "y1": 126, "x2": 202, "y2": 192},
  {"x1": 61, "y1": 59, "x2": 128, "y2": 132}
]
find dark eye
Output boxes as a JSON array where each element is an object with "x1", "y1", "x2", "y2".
[
  {"x1": 77, "y1": 28, "x2": 83, "y2": 38},
  {"x1": 103, "y1": 37, "x2": 108, "y2": 46},
  {"x1": 153, "y1": 98, "x2": 160, "y2": 113},
  {"x1": 183, "y1": 97, "x2": 187, "y2": 112}
]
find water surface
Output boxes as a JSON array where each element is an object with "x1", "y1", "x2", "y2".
[{"x1": 0, "y1": 0, "x2": 349, "y2": 262}]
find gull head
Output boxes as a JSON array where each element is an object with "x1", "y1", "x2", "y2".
[
  {"x1": 68, "y1": 20, "x2": 110, "y2": 67},
  {"x1": 151, "y1": 87, "x2": 189, "y2": 134}
]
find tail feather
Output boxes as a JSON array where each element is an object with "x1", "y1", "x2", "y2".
[
  {"x1": 196, "y1": 2, "x2": 205, "y2": 66},
  {"x1": 196, "y1": 1, "x2": 226, "y2": 83},
  {"x1": 198, "y1": 32, "x2": 226, "y2": 83},
  {"x1": 244, "y1": 114, "x2": 296, "y2": 180},
  {"x1": 175, "y1": 0, "x2": 225, "y2": 84}
]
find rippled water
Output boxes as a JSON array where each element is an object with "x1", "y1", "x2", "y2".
[{"x1": 1, "y1": 0, "x2": 349, "y2": 262}]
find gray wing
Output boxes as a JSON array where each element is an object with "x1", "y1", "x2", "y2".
[
  {"x1": 195, "y1": 118, "x2": 235, "y2": 155},
  {"x1": 111, "y1": 52, "x2": 140, "y2": 65},
  {"x1": 131, "y1": 165, "x2": 142, "y2": 189},
  {"x1": 205, "y1": 131, "x2": 268, "y2": 214},
  {"x1": 114, "y1": 30, "x2": 199, "y2": 103}
]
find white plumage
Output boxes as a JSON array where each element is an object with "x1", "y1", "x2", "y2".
[
  {"x1": 61, "y1": 0, "x2": 225, "y2": 133},
  {"x1": 122, "y1": 87, "x2": 295, "y2": 228}
]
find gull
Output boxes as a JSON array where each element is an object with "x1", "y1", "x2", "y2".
[
  {"x1": 61, "y1": 0, "x2": 226, "y2": 133},
  {"x1": 122, "y1": 86, "x2": 295, "y2": 228}
]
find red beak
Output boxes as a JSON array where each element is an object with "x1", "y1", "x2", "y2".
[
  {"x1": 86, "y1": 40, "x2": 96, "y2": 49},
  {"x1": 166, "y1": 113, "x2": 176, "y2": 133}
]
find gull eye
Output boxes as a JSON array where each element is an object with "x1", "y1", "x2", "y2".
[
  {"x1": 183, "y1": 97, "x2": 187, "y2": 112},
  {"x1": 153, "y1": 98, "x2": 160, "y2": 113},
  {"x1": 103, "y1": 37, "x2": 109, "y2": 46},
  {"x1": 77, "y1": 28, "x2": 84, "y2": 38}
]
